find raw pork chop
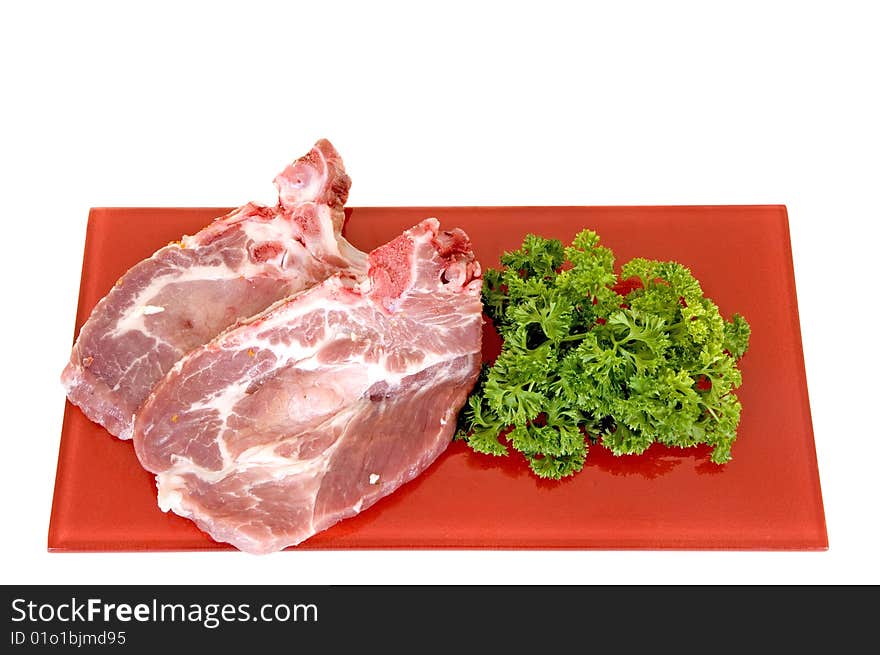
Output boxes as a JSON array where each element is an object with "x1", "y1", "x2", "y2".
[
  {"x1": 133, "y1": 218, "x2": 483, "y2": 554},
  {"x1": 62, "y1": 140, "x2": 365, "y2": 439}
]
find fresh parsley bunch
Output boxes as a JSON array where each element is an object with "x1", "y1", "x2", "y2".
[{"x1": 458, "y1": 230, "x2": 751, "y2": 479}]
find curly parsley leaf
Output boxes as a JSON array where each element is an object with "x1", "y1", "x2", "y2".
[{"x1": 457, "y1": 229, "x2": 751, "y2": 479}]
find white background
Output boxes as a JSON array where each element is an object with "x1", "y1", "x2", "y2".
[{"x1": 1, "y1": 1, "x2": 877, "y2": 585}]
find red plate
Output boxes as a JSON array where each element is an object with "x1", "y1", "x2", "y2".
[{"x1": 49, "y1": 206, "x2": 827, "y2": 550}]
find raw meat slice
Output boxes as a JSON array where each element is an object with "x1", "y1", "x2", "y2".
[
  {"x1": 133, "y1": 218, "x2": 483, "y2": 554},
  {"x1": 62, "y1": 140, "x2": 365, "y2": 440}
]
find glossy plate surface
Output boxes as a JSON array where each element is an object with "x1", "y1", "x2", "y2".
[{"x1": 49, "y1": 205, "x2": 827, "y2": 550}]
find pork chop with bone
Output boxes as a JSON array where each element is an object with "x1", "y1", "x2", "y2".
[
  {"x1": 133, "y1": 218, "x2": 483, "y2": 553},
  {"x1": 62, "y1": 140, "x2": 363, "y2": 439}
]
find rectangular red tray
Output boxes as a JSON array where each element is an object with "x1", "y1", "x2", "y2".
[{"x1": 49, "y1": 205, "x2": 827, "y2": 550}]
